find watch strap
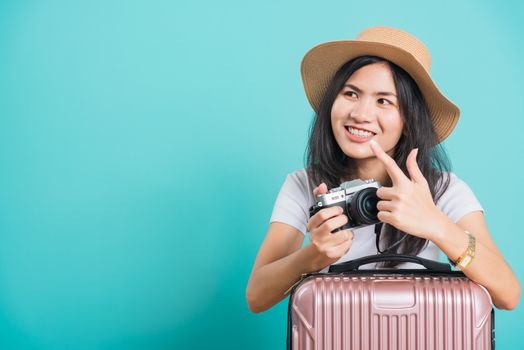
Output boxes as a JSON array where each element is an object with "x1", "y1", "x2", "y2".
[{"x1": 449, "y1": 230, "x2": 476, "y2": 271}]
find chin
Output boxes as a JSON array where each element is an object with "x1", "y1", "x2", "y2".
[{"x1": 341, "y1": 146, "x2": 374, "y2": 160}]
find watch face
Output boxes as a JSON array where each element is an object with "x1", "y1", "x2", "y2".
[{"x1": 458, "y1": 255, "x2": 472, "y2": 269}]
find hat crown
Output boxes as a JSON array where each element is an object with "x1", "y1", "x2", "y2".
[{"x1": 356, "y1": 26, "x2": 432, "y2": 71}]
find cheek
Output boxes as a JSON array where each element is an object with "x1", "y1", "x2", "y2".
[
  {"x1": 380, "y1": 112, "x2": 404, "y2": 136},
  {"x1": 393, "y1": 119, "x2": 404, "y2": 136},
  {"x1": 330, "y1": 97, "x2": 346, "y2": 121}
]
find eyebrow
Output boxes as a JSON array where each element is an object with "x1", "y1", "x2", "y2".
[{"x1": 343, "y1": 83, "x2": 397, "y2": 98}]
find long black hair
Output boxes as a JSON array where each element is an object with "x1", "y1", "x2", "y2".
[{"x1": 305, "y1": 56, "x2": 451, "y2": 266}]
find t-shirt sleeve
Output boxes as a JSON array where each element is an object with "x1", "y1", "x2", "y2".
[
  {"x1": 436, "y1": 172, "x2": 484, "y2": 223},
  {"x1": 269, "y1": 170, "x2": 313, "y2": 235}
]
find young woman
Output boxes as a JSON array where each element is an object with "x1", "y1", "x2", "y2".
[{"x1": 246, "y1": 26, "x2": 520, "y2": 313}]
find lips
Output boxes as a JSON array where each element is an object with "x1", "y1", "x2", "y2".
[
  {"x1": 345, "y1": 125, "x2": 377, "y2": 134},
  {"x1": 344, "y1": 125, "x2": 375, "y2": 143}
]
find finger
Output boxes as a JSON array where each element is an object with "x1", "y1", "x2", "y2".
[
  {"x1": 341, "y1": 229, "x2": 354, "y2": 241},
  {"x1": 369, "y1": 139, "x2": 409, "y2": 186},
  {"x1": 376, "y1": 186, "x2": 396, "y2": 200},
  {"x1": 313, "y1": 182, "x2": 328, "y2": 197},
  {"x1": 406, "y1": 148, "x2": 428, "y2": 185},
  {"x1": 325, "y1": 234, "x2": 353, "y2": 257},
  {"x1": 377, "y1": 211, "x2": 395, "y2": 226},
  {"x1": 318, "y1": 213, "x2": 348, "y2": 234},
  {"x1": 376, "y1": 200, "x2": 395, "y2": 212},
  {"x1": 311, "y1": 229, "x2": 352, "y2": 258},
  {"x1": 307, "y1": 206, "x2": 343, "y2": 232},
  {"x1": 329, "y1": 229, "x2": 353, "y2": 246}
]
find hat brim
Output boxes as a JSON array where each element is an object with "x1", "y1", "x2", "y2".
[{"x1": 301, "y1": 40, "x2": 460, "y2": 143}]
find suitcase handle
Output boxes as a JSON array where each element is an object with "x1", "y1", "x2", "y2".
[{"x1": 328, "y1": 254, "x2": 451, "y2": 273}]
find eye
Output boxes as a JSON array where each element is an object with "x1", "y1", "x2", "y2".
[
  {"x1": 343, "y1": 90, "x2": 358, "y2": 98},
  {"x1": 378, "y1": 98, "x2": 393, "y2": 105}
]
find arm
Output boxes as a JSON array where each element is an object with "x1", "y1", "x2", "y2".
[
  {"x1": 369, "y1": 139, "x2": 521, "y2": 310},
  {"x1": 247, "y1": 184, "x2": 353, "y2": 313},
  {"x1": 429, "y1": 210, "x2": 520, "y2": 310},
  {"x1": 245, "y1": 223, "x2": 318, "y2": 314}
]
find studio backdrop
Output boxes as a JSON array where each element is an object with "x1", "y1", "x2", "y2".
[{"x1": 0, "y1": 0, "x2": 522, "y2": 349}]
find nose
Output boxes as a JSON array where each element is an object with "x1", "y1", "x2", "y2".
[{"x1": 350, "y1": 98, "x2": 375, "y2": 123}]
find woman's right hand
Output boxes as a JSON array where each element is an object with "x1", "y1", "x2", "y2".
[{"x1": 307, "y1": 183, "x2": 354, "y2": 271}]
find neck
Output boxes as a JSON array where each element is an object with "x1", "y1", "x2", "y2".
[{"x1": 356, "y1": 158, "x2": 389, "y2": 184}]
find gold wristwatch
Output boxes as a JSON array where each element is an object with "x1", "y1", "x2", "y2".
[{"x1": 449, "y1": 230, "x2": 476, "y2": 271}]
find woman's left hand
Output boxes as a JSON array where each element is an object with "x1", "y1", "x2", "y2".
[{"x1": 369, "y1": 139, "x2": 448, "y2": 240}]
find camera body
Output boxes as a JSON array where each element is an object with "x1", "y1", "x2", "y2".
[{"x1": 309, "y1": 179, "x2": 381, "y2": 232}]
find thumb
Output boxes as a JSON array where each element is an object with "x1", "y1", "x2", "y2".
[{"x1": 313, "y1": 182, "x2": 328, "y2": 197}]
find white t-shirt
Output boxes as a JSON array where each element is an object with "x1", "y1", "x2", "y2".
[{"x1": 269, "y1": 169, "x2": 484, "y2": 271}]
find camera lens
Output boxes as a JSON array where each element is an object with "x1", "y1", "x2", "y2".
[{"x1": 348, "y1": 188, "x2": 379, "y2": 225}]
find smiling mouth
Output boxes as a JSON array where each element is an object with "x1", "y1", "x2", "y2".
[{"x1": 345, "y1": 126, "x2": 376, "y2": 138}]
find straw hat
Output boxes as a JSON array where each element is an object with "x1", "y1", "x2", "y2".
[{"x1": 301, "y1": 26, "x2": 459, "y2": 143}]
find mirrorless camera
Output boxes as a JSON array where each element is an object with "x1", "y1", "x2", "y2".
[{"x1": 309, "y1": 179, "x2": 381, "y2": 232}]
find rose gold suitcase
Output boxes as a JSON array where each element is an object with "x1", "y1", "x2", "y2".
[{"x1": 287, "y1": 254, "x2": 494, "y2": 350}]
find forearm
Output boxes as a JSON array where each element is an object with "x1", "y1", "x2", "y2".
[
  {"x1": 246, "y1": 244, "x2": 324, "y2": 313},
  {"x1": 430, "y1": 215, "x2": 520, "y2": 310}
]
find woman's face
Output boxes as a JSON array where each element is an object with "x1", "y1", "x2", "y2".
[{"x1": 331, "y1": 62, "x2": 404, "y2": 159}]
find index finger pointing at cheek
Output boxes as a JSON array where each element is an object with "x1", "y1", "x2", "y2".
[{"x1": 369, "y1": 139, "x2": 408, "y2": 186}]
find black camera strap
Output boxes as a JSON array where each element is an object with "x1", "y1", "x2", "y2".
[
  {"x1": 375, "y1": 223, "x2": 384, "y2": 253},
  {"x1": 375, "y1": 222, "x2": 408, "y2": 254},
  {"x1": 374, "y1": 222, "x2": 383, "y2": 235}
]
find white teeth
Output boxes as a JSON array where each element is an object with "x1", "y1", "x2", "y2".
[{"x1": 348, "y1": 126, "x2": 373, "y2": 138}]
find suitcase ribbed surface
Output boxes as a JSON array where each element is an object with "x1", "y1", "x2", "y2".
[{"x1": 290, "y1": 275, "x2": 493, "y2": 350}]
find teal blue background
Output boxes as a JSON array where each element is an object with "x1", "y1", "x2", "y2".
[{"x1": 0, "y1": 0, "x2": 522, "y2": 349}]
